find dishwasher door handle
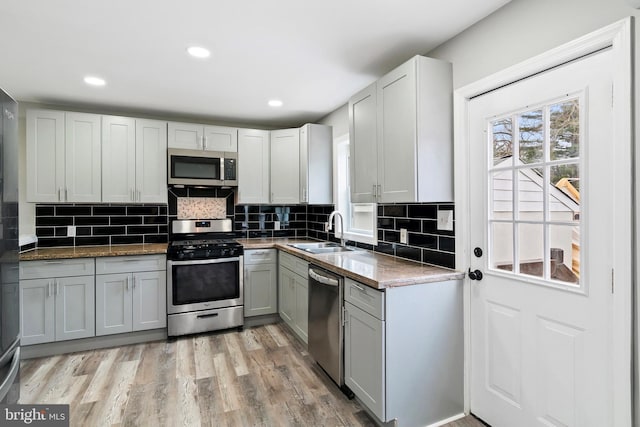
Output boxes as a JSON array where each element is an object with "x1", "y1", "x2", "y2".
[{"x1": 309, "y1": 268, "x2": 339, "y2": 287}]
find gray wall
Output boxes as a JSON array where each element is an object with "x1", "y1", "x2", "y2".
[{"x1": 319, "y1": 0, "x2": 636, "y2": 141}]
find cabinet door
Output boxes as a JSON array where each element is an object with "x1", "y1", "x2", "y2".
[
  {"x1": 168, "y1": 122, "x2": 203, "y2": 150},
  {"x1": 55, "y1": 275, "x2": 95, "y2": 341},
  {"x1": 270, "y1": 128, "x2": 300, "y2": 204},
  {"x1": 26, "y1": 109, "x2": 65, "y2": 202},
  {"x1": 132, "y1": 271, "x2": 167, "y2": 331},
  {"x1": 238, "y1": 129, "x2": 270, "y2": 204},
  {"x1": 102, "y1": 115, "x2": 136, "y2": 203},
  {"x1": 204, "y1": 125, "x2": 238, "y2": 152},
  {"x1": 278, "y1": 267, "x2": 295, "y2": 324},
  {"x1": 300, "y1": 124, "x2": 333, "y2": 205},
  {"x1": 244, "y1": 263, "x2": 278, "y2": 317},
  {"x1": 377, "y1": 59, "x2": 417, "y2": 203},
  {"x1": 344, "y1": 302, "x2": 385, "y2": 421},
  {"x1": 293, "y1": 273, "x2": 308, "y2": 343},
  {"x1": 20, "y1": 278, "x2": 55, "y2": 345},
  {"x1": 136, "y1": 119, "x2": 168, "y2": 203},
  {"x1": 95, "y1": 273, "x2": 132, "y2": 336},
  {"x1": 349, "y1": 83, "x2": 378, "y2": 203},
  {"x1": 65, "y1": 112, "x2": 102, "y2": 202}
]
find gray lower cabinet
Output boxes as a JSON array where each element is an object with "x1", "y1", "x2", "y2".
[
  {"x1": 344, "y1": 277, "x2": 464, "y2": 427},
  {"x1": 95, "y1": 255, "x2": 167, "y2": 336},
  {"x1": 278, "y1": 251, "x2": 308, "y2": 343},
  {"x1": 244, "y1": 249, "x2": 278, "y2": 317},
  {"x1": 20, "y1": 258, "x2": 96, "y2": 345},
  {"x1": 344, "y1": 301, "x2": 385, "y2": 420}
]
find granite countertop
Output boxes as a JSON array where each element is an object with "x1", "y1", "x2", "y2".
[
  {"x1": 236, "y1": 238, "x2": 464, "y2": 289},
  {"x1": 19, "y1": 243, "x2": 168, "y2": 261}
]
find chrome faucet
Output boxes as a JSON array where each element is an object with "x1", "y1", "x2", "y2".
[{"x1": 327, "y1": 211, "x2": 345, "y2": 247}]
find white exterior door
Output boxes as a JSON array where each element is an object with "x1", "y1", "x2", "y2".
[{"x1": 469, "y1": 48, "x2": 624, "y2": 427}]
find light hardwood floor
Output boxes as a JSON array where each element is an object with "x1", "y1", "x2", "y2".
[{"x1": 19, "y1": 322, "x2": 485, "y2": 427}]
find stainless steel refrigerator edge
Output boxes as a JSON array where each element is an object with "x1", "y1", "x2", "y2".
[
  {"x1": 0, "y1": 88, "x2": 20, "y2": 403},
  {"x1": 308, "y1": 265, "x2": 343, "y2": 386}
]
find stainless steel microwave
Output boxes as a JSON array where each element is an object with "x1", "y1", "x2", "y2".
[{"x1": 167, "y1": 148, "x2": 238, "y2": 186}]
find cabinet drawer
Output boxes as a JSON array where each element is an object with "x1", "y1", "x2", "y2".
[
  {"x1": 244, "y1": 249, "x2": 277, "y2": 265},
  {"x1": 20, "y1": 258, "x2": 95, "y2": 280},
  {"x1": 95, "y1": 255, "x2": 166, "y2": 275},
  {"x1": 345, "y1": 278, "x2": 385, "y2": 320},
  {"x1": 279, "y1": 251, "x2": 308, "y2": 277}
]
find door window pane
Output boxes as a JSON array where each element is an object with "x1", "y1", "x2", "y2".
[
  {"x1": 518, "y1": 223, "x2": 544, "y2": 278},
  {"x1": 491, "y1": 222, "x2": 513, "y2": 272},
  {"x1": 517, "y1": 167, "x2": 544, "y2": 221},
  {"x1": 519, "y1": 110, "x2": 543, "y2": 164},
  {"x1": 491, "y1": 170, "x2": 513, "y2": 220},
  {"x1": 492, "y1": 118, "x2": 513, "y2": 166},
  {"x1": 550, "y1": 99, "x2": 579, "y2": 160},
  {"x1": 549, "y1": 224, "x2": 580, "y2": 285},
  {"x1": 487, "y1": 97, "x2": 582, "y2": 288}
]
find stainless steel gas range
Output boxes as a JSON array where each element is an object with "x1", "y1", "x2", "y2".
[{"x1": 166, "y1": 219, "x2": 244, "y2": 336}]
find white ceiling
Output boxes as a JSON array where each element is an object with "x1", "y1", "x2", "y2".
[{"x1": 0, "y1": 0, "x2": 510, "y2": 128}]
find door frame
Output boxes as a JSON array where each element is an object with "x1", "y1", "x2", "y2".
[{"x1": 453, "y1": 18, "x2": 633, "y2": 425}]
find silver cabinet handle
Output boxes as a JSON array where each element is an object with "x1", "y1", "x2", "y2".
[
  {"x1": 126, "y1": 275, "x2": 130, "y2": 291},
  {"x1": 352, "y1": 282, "x2": 365, "y2": 292},
  {"x1": 46, "y1": 281, "x2": 51, "y2": 297},
  {"x1": 137, "y1": 189, "x2": 141, "y2": 202},
  {"x1": 65, "y1": 188, "x2": 68, "y2": 201},
  {"x1": 372, "y1": 184, "x2": 377, "y2": 199},
  {"x1": 132, "y1": 275, "x2": 137, "y2": 289},
  {"x1": 58, "y1": 188, "x2": 63, "y2": 202},
  {"x1": 203, "y1": 136, "x2": 207, "y2": 150},
  {"x1": 377, "y1": 184, "x2": 381, "y2": 201},
  {"x1": 56, "y1": 280, "x2": 59, "y2": 296}
]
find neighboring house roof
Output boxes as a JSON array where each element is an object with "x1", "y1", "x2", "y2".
[{"x1": 492, "y1": 157, "x2": 580, "y2": 213}]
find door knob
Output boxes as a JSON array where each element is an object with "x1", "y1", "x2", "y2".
[{"x1": 468, "y1": 268, "x2": 484, "y2": 281}]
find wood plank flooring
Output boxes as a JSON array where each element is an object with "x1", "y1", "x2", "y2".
[{"x1": 19, "y1": 322, "x2": 485, "y2": 427}]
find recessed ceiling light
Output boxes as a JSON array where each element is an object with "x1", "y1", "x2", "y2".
[
  {"x1": 187, "y1": 46, "x2": 211, "y2": 58},
  {"x1": 84, "y1": 76, "x2": 106, "y2": 87},
  {"x1": 268, "y1": 99, "x2": 283, "y2": 107}
]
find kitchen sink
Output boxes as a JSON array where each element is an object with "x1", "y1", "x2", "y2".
[{"x1": 288, "y1": 242, "x2": 358, "y2": 254}]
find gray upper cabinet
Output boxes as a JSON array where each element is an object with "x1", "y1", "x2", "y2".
[
  {"x1": 349, "y1": 83, "x2": 378, "y2": 203},
  {"x1": 270, "y1": 128, "x2": 300, "y2": 204},
  {"x1": 299, "y1": 123, "x2": 333, "y2": 204},
  {"x1": 103, "y1": 117, "x2": 168, "y2": 203},
  {"x1": 238, "y1": 129, "x2": 270, "y2": 204},
  {"x1": 27, "y1": 109, "x2": 101, "y2": 203},
  {"x1": 168, "y1": 122, "x2": 238, "y2": 152},
  {"x1": 349, "y1": 55, "x2": 453, "y2": 203}
]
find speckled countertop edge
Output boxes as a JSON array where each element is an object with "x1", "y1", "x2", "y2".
[
  {"x1": 20, "y1": 238, "x2": 464, "y2": 289},
  {"x1": 236, "y1": 238, "x2": 464, "y2": 289},
  {"x1": 19, "y1": 243, "x2": 168, "y2": 261}
]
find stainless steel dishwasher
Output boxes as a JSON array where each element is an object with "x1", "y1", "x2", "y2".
[{"x1": 308, "y1": 264, "x2": 344, "y2": 388}]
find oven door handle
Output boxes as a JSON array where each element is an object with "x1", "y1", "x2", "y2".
[
  {"x1": 197, "y1": 312, "x2": 220, "y2": 319},
  {"x1": 167, "y1": 257, "x2": 242, "y2": 267}
]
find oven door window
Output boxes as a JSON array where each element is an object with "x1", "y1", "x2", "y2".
[
  {"x1": 172, "y1": 261, "x2": 239, "y2": 305},
  {"x1": 171, "y1": 155, "x2": 221, "y2": 180}
]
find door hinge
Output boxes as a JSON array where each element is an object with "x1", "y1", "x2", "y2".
[{"x1": 611, "y1": 268, "x2": 615, "y2": 294}]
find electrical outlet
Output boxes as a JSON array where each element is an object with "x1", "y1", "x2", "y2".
[
  {"x1": 324, "y1": 222, "x2": 330, "y2": 232},
  {"x1": 400, "y1": 228, "x2": 408, "y2": 244},
  {"x1": 437, "y1": 210, "x2": 454, "y2": 231},
  {"x1": 67, "y1": 225, "x2": 76, "y2": 237},
  {"x1": 274, "y1": 221, "x2": 280, "y2": 230}
]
